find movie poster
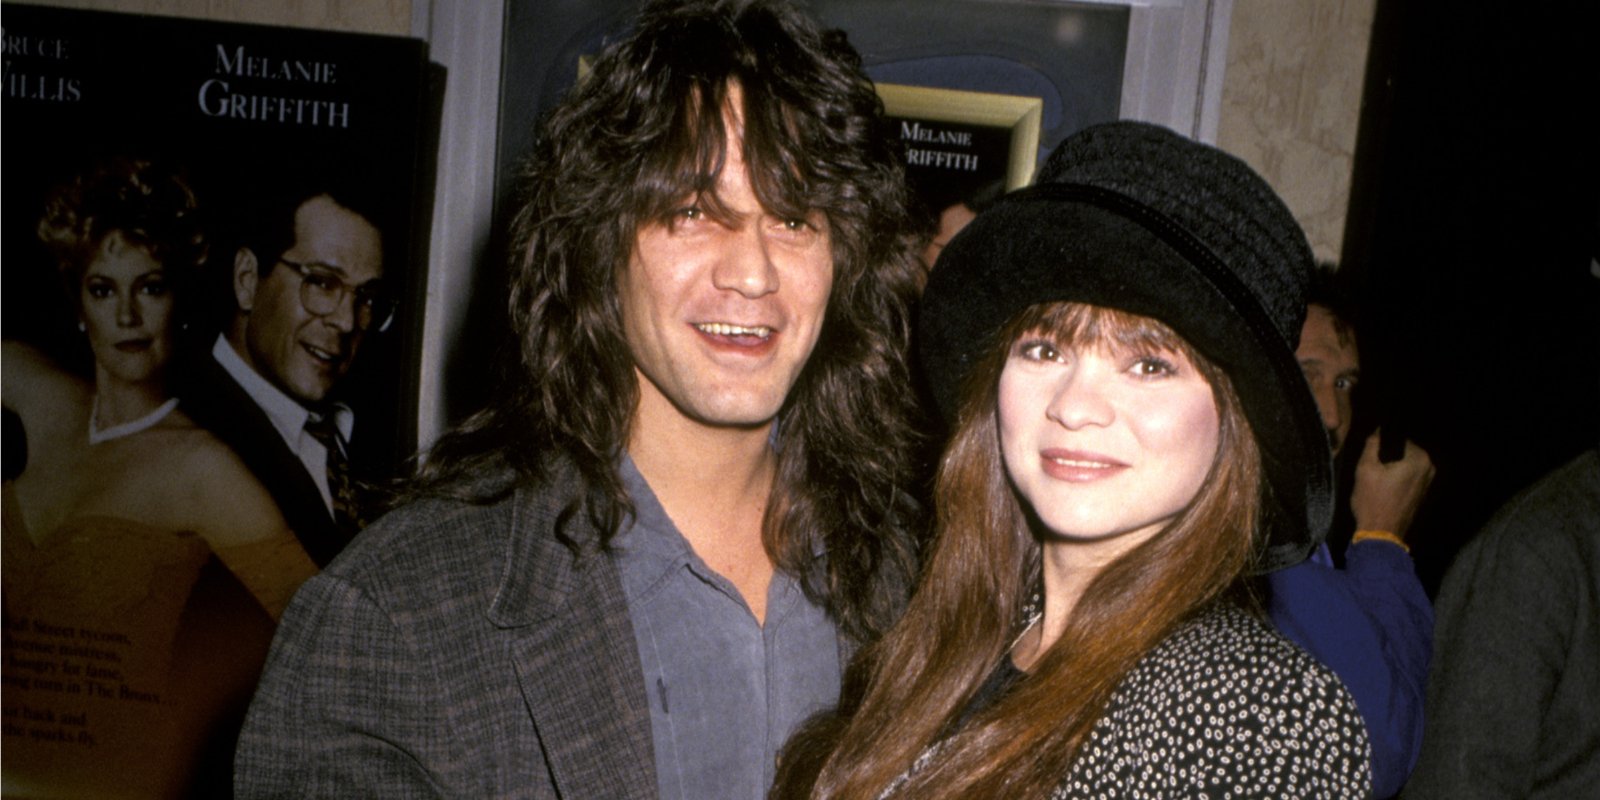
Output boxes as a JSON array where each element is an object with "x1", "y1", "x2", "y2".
[
  {"x1": 876, "y1": 83, "x2": 1042, "y2": 270},
  {"x1": 1, "y1": 4, "x2": 434, "y2": 796}
]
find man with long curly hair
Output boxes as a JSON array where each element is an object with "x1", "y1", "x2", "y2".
[{"x1": 234, "y1": 1, "x2": 927, "y2": 797}]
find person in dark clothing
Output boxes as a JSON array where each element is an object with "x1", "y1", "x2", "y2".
[{"x1": 233, "y1": 2, "x2": 927, "y2": 796}]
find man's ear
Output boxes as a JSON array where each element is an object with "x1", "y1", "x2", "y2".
[{"x1": 233, "y1": 248, "x2": 260, "y2": 313}]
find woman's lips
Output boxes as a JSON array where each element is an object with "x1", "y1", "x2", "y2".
[
  {"x1": 114, "y1": 339, "x2": 153, "y2": 353},
  {"x1": 1039, "y1": 448, "x2": 1128, "y2": 482}
]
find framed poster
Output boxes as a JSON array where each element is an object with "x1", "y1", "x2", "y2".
[
  {"x1": 1, "y1": 4, "x2": 435, "y2": 796},
  {"x1": 878, "y1": 83, "x2": 1043, "y2": 231},
  {"x1": 877, "y1": 83, "x2": 1044, "y2": 269}
]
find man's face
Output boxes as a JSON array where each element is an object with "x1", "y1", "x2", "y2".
[
  {"x1": 620, "y1": 86, "x2": 834, "y2": 434},
  {"x1": 240, "y1": 194, "x2": 384, "y2": 405},
  {"x1": 920, "y1": 201, "x2": 977, "y2": 273},
  {"x1": 1296, "y1": 304, "x2": 1360, "y2": 454}
]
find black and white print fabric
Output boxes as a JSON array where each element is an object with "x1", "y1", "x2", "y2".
[
  {"x1": 883, "y1": 603, "x2": 1371, "y2": 798},
  {"x1": 1052, "y1": 603, "x2": 1371, "y2": 798}
]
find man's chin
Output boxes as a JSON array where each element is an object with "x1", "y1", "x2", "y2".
[
  {"x1": 282, "y1": 368, "x2": 339, "y2": 406},
  {"x1": 684, "y1": 398, "x2": 787, "y2": 430}
]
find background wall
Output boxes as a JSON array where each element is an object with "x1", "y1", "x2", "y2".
[
  {"x1": 1218, "y1": 0, "x2": 1374, "y2": 265},
  {"x1": 21, "y1": 0, "x2": 1371, "y2": 263},
  {"x1": 12, "y1": 0, "x2": 413, "y2": 34}
]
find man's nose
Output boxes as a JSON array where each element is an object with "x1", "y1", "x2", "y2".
[
  {"x1": 711, "y1": 224, "x2": 779, "y2": 299},
  {"x1": 1312, "y1": 381, "x2": 1341, "y2": 433},
  {"x1": 323, "y1": 289, "x2": 358, "y2": 333}
]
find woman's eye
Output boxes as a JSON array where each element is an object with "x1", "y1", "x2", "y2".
[
  {"x1": 85, "y1": 282, "x2": 114, "y2": 299},
  {"x1": 1018, "y1": 340, "x2": 1060, "y2": 362},
  {"x1": 1130, "y1": 356, "x2": 1177, "y2": 377},
  {"x1": 140, "y1": 280, "x2": 169, "y2": 296}
]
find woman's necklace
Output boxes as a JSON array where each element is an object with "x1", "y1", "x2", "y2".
[
  {"x1": 1008, "y1": 611, "x2": 1043, "y2": 667},
  {"x1": 88, "y1": 395, "x2": 179, "y2": 444}
]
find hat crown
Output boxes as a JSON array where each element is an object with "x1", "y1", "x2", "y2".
[{"x1": 1037, "y1": 121, "x2": 1314, "y2": 347}]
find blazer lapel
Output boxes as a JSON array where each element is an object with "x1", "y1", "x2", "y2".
[{"x1": 493, "y1": 478, "x2": 657, "y2": 800}]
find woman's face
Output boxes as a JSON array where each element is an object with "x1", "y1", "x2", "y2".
[
  {"x1": 80, "y1": 232, "x2": 175, "y2": 387},
  {"x1": 997, "y1": 330, "x2": 1221, "y2": 555}
]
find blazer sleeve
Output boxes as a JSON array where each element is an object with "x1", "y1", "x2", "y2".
[
  {"x1": 1405, "y1": 457, "x2": 1600, "y2": 800},
  {"x1": 234, "y1": 571, "x2": 463, "y2": 798}
]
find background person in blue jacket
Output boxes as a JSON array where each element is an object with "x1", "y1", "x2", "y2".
[{"x1": 1270, "y1": 270, "x2": 1436, "y2": 798}]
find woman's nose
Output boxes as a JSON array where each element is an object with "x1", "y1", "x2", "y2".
[
  {"x1": 1045, "y1": 367, "x2": 1115, "y2": 429},
  {"x1": 117, "y1": 293, "x2": 141, "y2": 327}
]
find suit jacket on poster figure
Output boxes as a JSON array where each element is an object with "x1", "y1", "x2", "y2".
[
  {"x1": 185, "y1": 171, "x2": 392, "y2": 566},
  {"x1": 180, "y1": 351, "x2": 349, "y2": 567}
]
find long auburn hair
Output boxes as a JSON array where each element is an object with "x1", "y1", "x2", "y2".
[
  {"x1": 37, "y1": 156, "x2": 207, "y2": 303},
  {"x1": 774, "y1": 302, "x2": 1264, "y2": 798},
  {"x1": 412, "y1": 0, "x2": 927, "y2": 644}
]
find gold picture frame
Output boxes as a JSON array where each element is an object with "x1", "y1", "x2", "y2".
[{"x1": 876, "y1": 82, "x2": 1044, "y2": 191}]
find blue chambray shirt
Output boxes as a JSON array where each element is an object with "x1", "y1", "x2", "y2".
[{"x1": 613, "y1": 457, "x2": 841, "y2": 800}]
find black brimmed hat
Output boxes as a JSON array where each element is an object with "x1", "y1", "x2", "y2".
[{"x1": 918, "y1": 120, "x2": 1332, "y2": 572}]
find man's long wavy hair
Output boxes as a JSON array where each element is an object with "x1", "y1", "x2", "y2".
[
  {"x1": 773, "y1": 302, "x2": 1264, "y2": 798},
  {"x1": 413, "y1": 0, "x2": 927, "y2": 645}
]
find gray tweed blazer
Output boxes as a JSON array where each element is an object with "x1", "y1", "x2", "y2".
[{"x1": 234, "y1": 463, "x2": 657, "y2": 798}]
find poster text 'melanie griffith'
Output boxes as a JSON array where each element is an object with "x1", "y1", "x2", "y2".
[{"x1": 198, "y1": 43, "x2": 349, "y2": 128}]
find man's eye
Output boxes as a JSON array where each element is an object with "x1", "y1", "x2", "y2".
[
  {"x1": 305, "y1": 273, "x2": 342, "y2": 292},
  {"x1": 665, "y1": 206, "x2": 705, "y2": 231}
]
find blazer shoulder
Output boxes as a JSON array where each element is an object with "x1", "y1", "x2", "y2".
[
  {"x1": 327, "y1": 492, "x2": 521, "y2": 586},
  {"x1": 325, "y1": 470, "x2": 601, "y2": 620}
]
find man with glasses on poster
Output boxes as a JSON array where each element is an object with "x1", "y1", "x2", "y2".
[{"x1": 183, "y1": 176, "x2": 392, "y2": 567}]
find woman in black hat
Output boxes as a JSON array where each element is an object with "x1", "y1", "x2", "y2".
[{"x1": 772, "y1": 122, "x2": 1371, "y2": 798}]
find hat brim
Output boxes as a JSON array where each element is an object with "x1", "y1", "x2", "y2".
[{"x1": 919, "y1": 183, "x2": 1332, "y2": 572}]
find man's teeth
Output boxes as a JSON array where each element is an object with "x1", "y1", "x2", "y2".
[
  {"x1": 697, "y1": 323, "x2": 772, "y2": 339},
  {"x1": 306, "y1": 344, "x2": 338, "y2": 361}
]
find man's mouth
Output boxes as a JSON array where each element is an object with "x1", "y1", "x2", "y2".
[
  {"x1": 304, "y1": 343, "x2": 343, "y2": 364},
  {"x1": 695, "y1": 322, "x2": 773, "y2": 341}
]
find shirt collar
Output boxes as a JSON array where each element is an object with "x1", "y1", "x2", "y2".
[{"x1": 615, "y1": 454, "x2": 729, "y2": 602}]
